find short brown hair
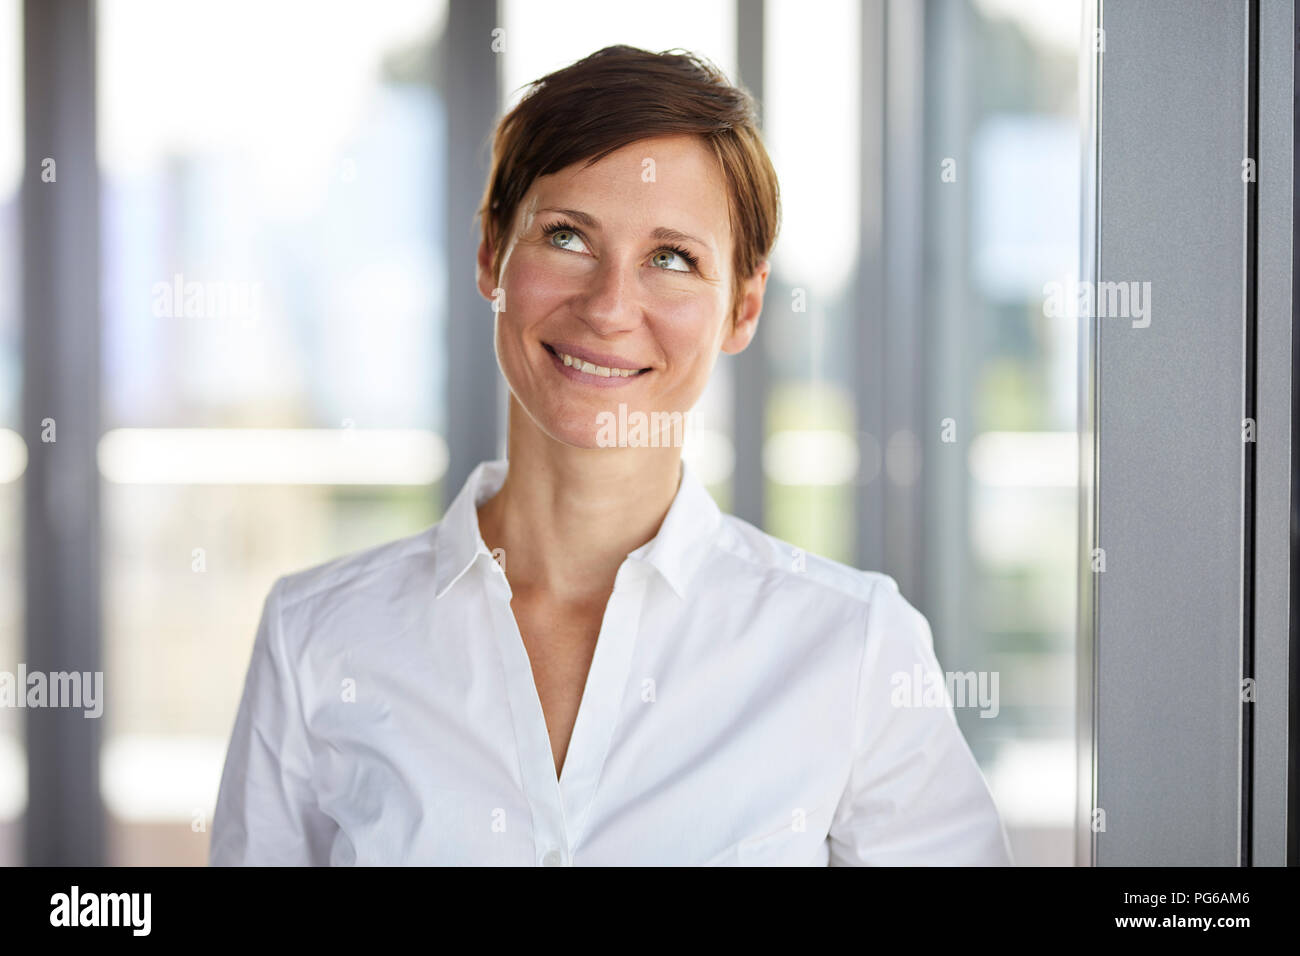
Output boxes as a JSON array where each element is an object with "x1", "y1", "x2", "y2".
[{"x1": 477, "y1": 45, "x2": 780, "y2": 326}]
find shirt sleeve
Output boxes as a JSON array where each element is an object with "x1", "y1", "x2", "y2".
[
  {"x1": 826, "y1": 576, "x2": 1014, "y2": 866},
  {"x1": 210, "y1": 577, "x2": 337, "y2": 865}
]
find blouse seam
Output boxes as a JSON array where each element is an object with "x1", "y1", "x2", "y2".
[
  {"x1": 269, "y1": 576, "x2": 317, "y2": 789},
  {"x1": 844, "y1": 576, "x2": 886, "y2": 817},
  {"x1": 276, "y1": 528, "x2": 438, "y2": 613},
  {"x1": 710, "y1": 524, "x2": 880, "y2": 608}
]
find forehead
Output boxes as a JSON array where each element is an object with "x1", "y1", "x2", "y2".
[{"x1": 522, "y1": 134, "x2": 731, "y2": 251}]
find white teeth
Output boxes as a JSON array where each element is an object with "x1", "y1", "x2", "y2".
[{"x1": 555, "y1": 350, "x2": 641, "y2": 378}]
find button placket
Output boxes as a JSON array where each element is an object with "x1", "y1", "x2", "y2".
[
  {"x1": 557, "y1": 561, "x2": 649, "y2": 850},
  {"x1": 482, "y1": 566, "x2": 569, "y2": 865}
]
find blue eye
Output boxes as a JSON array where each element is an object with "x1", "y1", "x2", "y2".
[
  {"x1": 650, "y1": 249, "x2": 693, "y2": 272},
  {"x1": 540, "y1": 220, "x2": 699, "y2": 274},
  {"x1": 544, "y1": 224, "x2": 589, "y2": 254}
]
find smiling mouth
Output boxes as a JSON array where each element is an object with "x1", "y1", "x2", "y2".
[{"x1": 543, "y1": 343, "x2": 651, "y2": 378}]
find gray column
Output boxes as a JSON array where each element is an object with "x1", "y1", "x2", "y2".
[
  {"x1": 1252, "y1": 0, "x2": 1296, "y2": 866},
  {"x1": 21, "y1": 0, "x2": 103, "y2": 866},
  {"x1": 920, "y1": 0, "x2": 975, "y2": 691},
  {"x1": 855, "y1": 0, "x2": 927, "y2": 602},
  {"x1": 855, "y1": 0, "x2": 886, "y2": 573},
  {"x1": 1076, "y1": 0, "x2": 1101, "y2": 872},
  {"x1": 880, "y1": 0, "x2": 926, "y2": 603},
  {"x1": 732, "y1": 0, "x2": 767, "y2": 528},
  {"x1": 1090, "y1": 0, "x2": 1251, "y2": 866},
  {"x1": 445, "y1": 0, "x2": 502, "y2": 496}
]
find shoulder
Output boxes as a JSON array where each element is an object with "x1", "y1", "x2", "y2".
[
  {"x1": 703, "y1": 514, "x2": 935, "y2": 687},
  {"x1": 269, "y1": 522, "x2": 439, "y2": 625},
  {"x1": 709, "y1": 511, "x2": 904, "y2": 615}
]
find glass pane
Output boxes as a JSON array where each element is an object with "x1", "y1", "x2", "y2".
[
  {"x1": 500, "y1": 1, "x2": 736, "y2": 111},
  {"x1": 762, "y1": 0, "x2": 861, "y2": 564},
  {"x1": 926, "y1": 0, "x2": 1083, "y2": 865},
  {"x1": 96, "y1": 0, "x2": 448, "y2": 864}
]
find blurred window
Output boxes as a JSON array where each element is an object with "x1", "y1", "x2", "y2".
[
  {"x1": 762, "y1": 0, "x2": 862, "y2": 563},
  {"x1": 927, "y1": 0, "x2": 1083, "y2": 865},
  {"x1": 96, "y1": 0, "x2": 449, "y2": 864}
]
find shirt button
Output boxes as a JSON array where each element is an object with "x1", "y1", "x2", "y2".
[{"x1": 541, "y1": 848, "x2": 565, "y2": 867}]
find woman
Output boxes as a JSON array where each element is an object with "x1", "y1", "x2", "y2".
[{"x1": 211, "y1": 45, "x2": 1012, "y2": 866}]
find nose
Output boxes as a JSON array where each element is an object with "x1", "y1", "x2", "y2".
[{"x1": 576, "y1": 256, "x2": 640, "y2": 334}]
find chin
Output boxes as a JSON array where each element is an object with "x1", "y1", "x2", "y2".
[
  {"x1": 519, "y1": 398, "x2": 611, "y2": 450},
  {"x1": 542, "y1": 420, "x2": 605, "y2": 449}
]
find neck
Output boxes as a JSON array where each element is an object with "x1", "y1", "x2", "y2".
[{"x1": 476, "y1": 397, "x2": 682, "y2": 603}]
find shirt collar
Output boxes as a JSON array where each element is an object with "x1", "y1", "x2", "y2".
[
  {"x1": 432, "y1": 457, "x2": 722, "y2": 601},
  {"x1": 627, "y1": 456, "x2": 722, "y2": 598},
  {"x1": 432, "y1": 459, "x2": 508, "y2": 600}
]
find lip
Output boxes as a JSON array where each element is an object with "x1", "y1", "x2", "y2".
[
  {"x1": 544, "y1": 341, "x2": 650, "y2": 373},
  {"x1": 546, "y1": 343, "x2": 655, "y2": 390},
  {"x1": 542, "y1": 341, "x2": 652, "y2": 389}
]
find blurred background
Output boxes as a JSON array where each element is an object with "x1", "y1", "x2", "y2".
[{"x1": 0, "y1": 0, "x2": 1085, "y2": 865}]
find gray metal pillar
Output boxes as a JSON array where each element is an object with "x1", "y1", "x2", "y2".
[
  {"x1": 920, "y1": 0, "x2": 975, "y2": 687},
  {"x1": 855, "y1": 0, "x2": 887, "y2": 574},
  {"x1": 1253, "y1": 0, "x2": 1296, "y2": 866},
  {"x1": 1076, "y1": 0, "x2": 1101, "y2": 872},
  {"x1": 1085, "y1": 0, "x2": 1296, "y2": 865},
  {"x1": 21, "y1": 0, "x2": 103, "y2": 865},
  {"x1": 855, "y1": 0, "x2": 926, "y2": 604},
  {"x1": 881, "y1": 0, "x2": 927, "y2": 604},
  {"x1": 733, "y1": 0, "x2": 767, "y2": 528},
  {"x1": 445, "y1": 0, "x2": 502, "y2": 496}
]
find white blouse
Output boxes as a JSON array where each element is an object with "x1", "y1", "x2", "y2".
[{"x1": 210, "y1": 458, "x2": 1013, "y2": 866}]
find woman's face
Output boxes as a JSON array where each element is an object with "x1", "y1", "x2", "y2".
[{"x1": 477, "y1": 133, "x2": 767, "y2": 450}]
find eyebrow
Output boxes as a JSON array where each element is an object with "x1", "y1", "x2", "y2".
[{"x1": 538, "y1": 207, "x2": 711, "y2": 252}]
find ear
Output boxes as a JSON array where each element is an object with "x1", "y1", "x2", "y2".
[
  {"x1": 475, "y1": 237, "x2": 498, "y2": 302},
  {"x1": 720, "y1": 259, "x2": 770, "y2": 355}
]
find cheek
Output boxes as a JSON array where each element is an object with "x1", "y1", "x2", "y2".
[
  {"x1": 655, "y1": 296, "x2": 727, "y2": 370},
  {"x1": 499, "y1": 252, "x2": 575, "y2": 326}
]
